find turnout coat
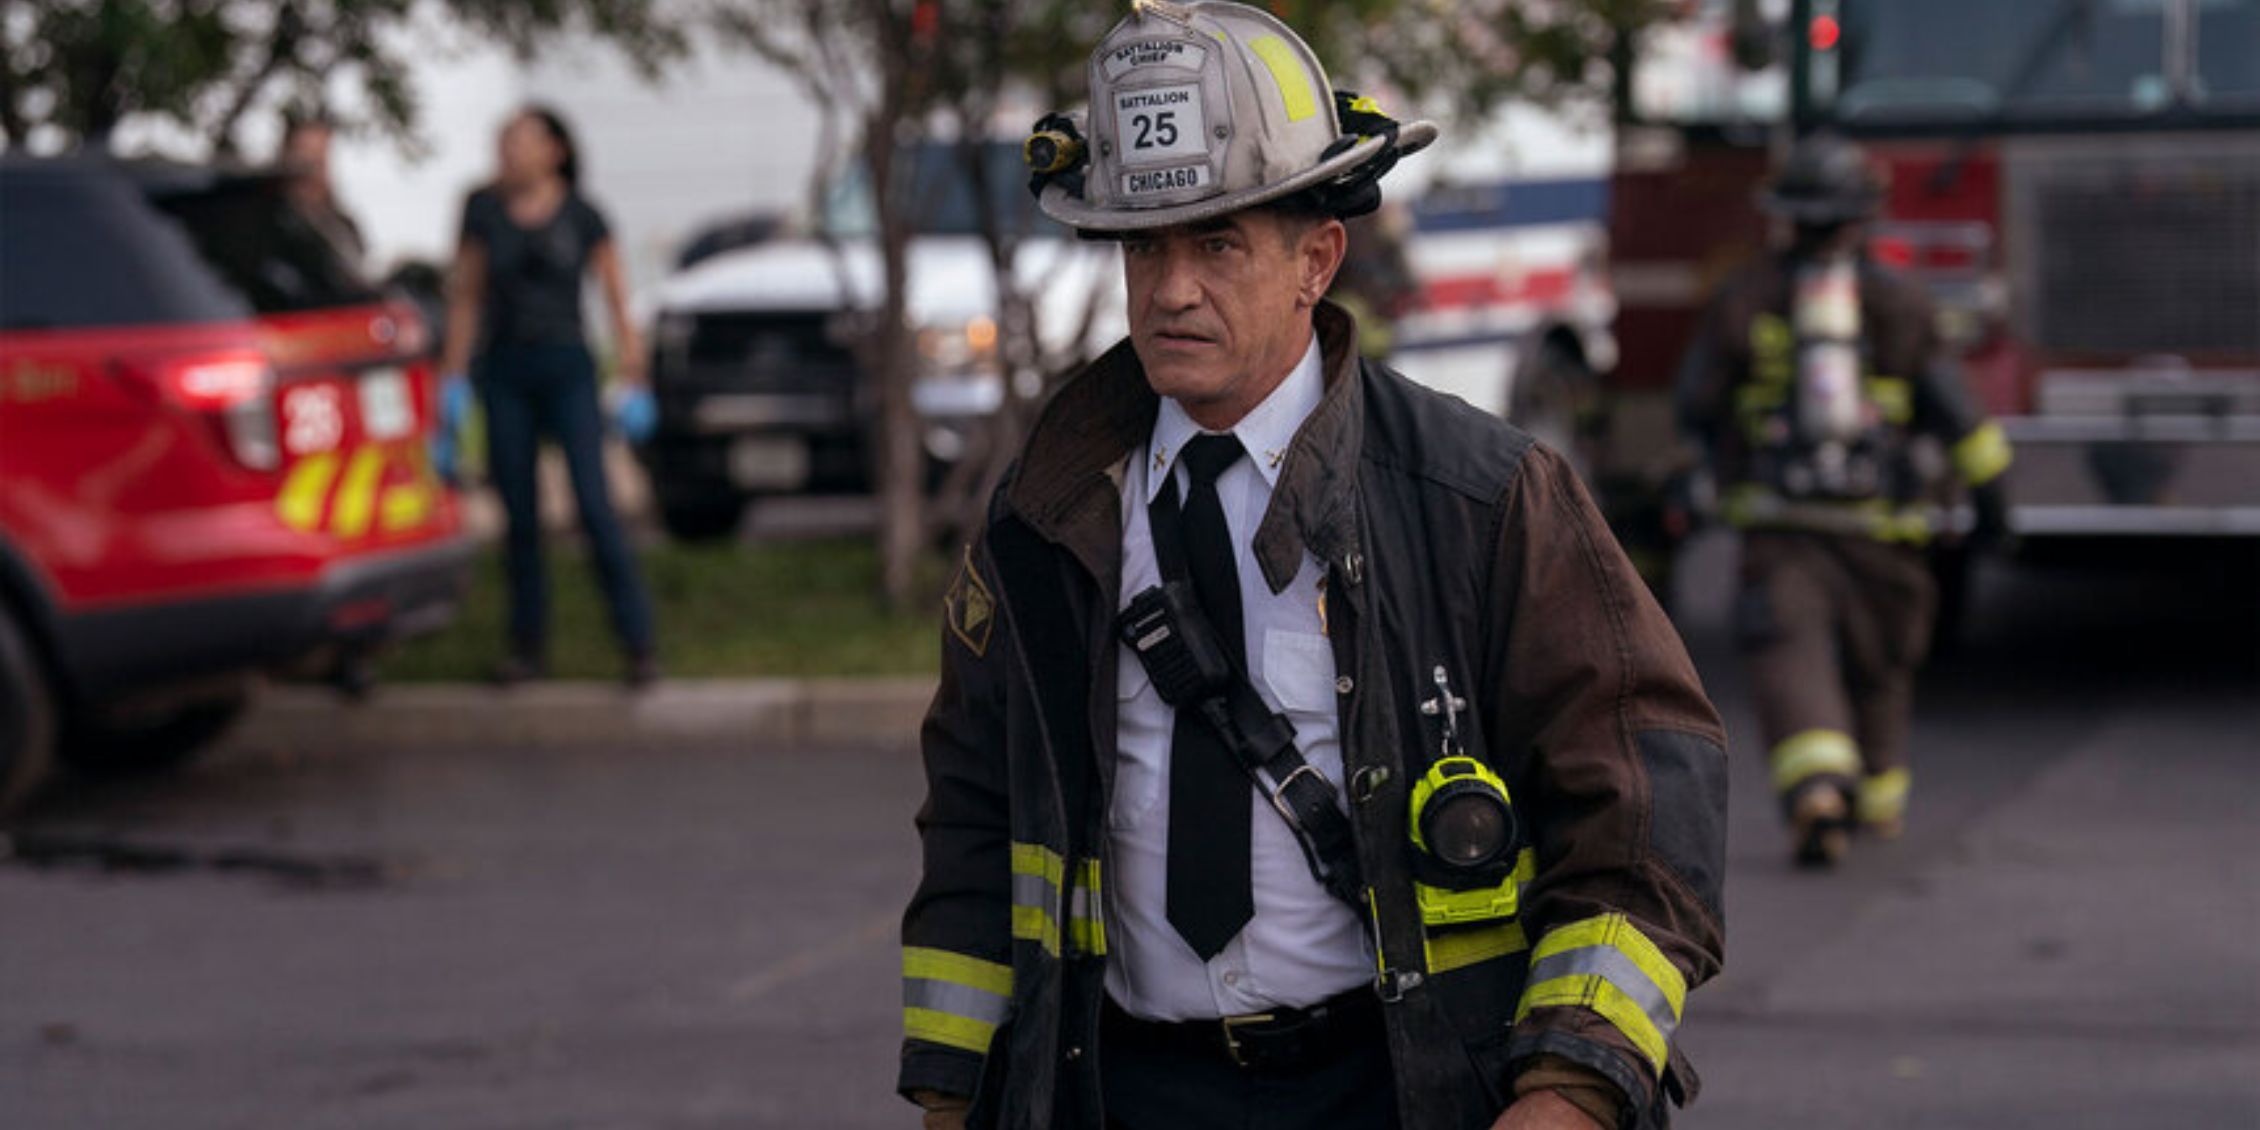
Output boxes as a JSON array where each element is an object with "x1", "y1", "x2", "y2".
[{"x1": 900, "y1": 304, "x2": 1729, "y2": 1129}]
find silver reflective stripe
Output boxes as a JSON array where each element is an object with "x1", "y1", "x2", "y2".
[
  {"x1": 904, "y1": 977, "x2": 1012, "y2": 1027},
  {"x1": 1013, "y1": 870, "x2": 1057, "y2": 912},
  {"x1": 1527, "y1": 946, "x2": 1681, "y2": 1040}
]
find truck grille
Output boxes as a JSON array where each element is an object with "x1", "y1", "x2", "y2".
[
  {"x1": 682, "y1": 311, "x2": 857, "y2": 391},
  {"x1": 2012, "y1": 137, "x2": 2260, "y2": 356}
]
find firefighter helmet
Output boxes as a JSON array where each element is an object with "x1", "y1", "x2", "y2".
[
  {"x1": 1028, "y1": 0, "x2": 1436, "y2": 234},
  {"x1": 1762, "y1": 133, "x2": 1887, "y2": 225}
]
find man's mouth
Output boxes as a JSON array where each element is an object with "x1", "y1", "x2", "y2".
[{"x1": 1151, "y1": 327, "x2": 1218, "y2": 347}]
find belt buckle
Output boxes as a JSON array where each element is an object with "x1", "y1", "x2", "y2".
[{"x1": 1218, "y1": 1012, "x2": 1275, "y2": 1068}]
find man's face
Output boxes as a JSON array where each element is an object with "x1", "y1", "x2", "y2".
[
  {"x1": 284, "y1": 125, "x2": 332, "y2": 182},
  {"x1": 1122, "y1": 210, "x2": 1346, "y2": 427}
]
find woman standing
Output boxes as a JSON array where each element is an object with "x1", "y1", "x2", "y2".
[{"x1": 440, "y1": 106, "x2": 658, "y2": 688}]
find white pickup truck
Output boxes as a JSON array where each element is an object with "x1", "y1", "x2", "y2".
[{"x1": 639, "y1": 141, "x2": 1123, "y2": 539}]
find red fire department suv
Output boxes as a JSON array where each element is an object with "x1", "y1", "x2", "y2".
[{"x1": 0, "y1": 155, "x2": 472, "y2": 811}]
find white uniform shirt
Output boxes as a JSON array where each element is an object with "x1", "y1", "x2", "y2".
[{"x1": 1104, "y1": 335, "x2": 1373, "y2": 1021}]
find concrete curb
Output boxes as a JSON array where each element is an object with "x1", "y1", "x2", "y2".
[{"x1": 221, "y1": 677, "x2": 939, "y2": 754}]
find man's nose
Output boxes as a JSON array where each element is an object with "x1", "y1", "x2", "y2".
[{"x1": 1151, "y1": 247, "x2": 1205, "y2": 311}]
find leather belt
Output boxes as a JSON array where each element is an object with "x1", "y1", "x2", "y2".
[{"x1": 1101, "y1": 988, "x2": 1383, "y2": 1074}]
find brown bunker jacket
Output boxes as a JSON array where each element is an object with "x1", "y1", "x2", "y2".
[{"x1": 901, "y1": 303, "x2": 1729, "y2": 1129}]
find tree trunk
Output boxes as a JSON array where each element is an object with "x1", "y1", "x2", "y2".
[{"x1": 867, "y1": 112, "x2": 926, "y2": 614}]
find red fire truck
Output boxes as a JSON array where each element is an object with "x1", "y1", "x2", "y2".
[{"x1": 1601, "y1": 0, "x2": 2260, "y2": 584}]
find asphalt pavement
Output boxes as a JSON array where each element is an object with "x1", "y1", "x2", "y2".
[{"x1": 2, "y1": 534, "x2": 2254, "y2": 1129}]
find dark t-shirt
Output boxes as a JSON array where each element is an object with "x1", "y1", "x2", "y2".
[{"x1": 460, "y1": 186, "x2": 610, "y2": 350}]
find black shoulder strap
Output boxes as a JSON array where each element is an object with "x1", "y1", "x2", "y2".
[{"x1": 1134, "y1": 480, "x2": 1363, "y2": 907}]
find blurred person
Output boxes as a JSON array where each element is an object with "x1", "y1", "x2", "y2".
[
  {"x1": 279, "y1": 110, "x2": 367, "y2": 268},
  {"x1": 898, "y1": 5, "x2": 1726, "y2": 1130},
  {"x1": 1674, "y1": 133, "x2": 2012, "y2": 867},
  {"x1": 438, "y1": 105, "x2": 658, "y2": 689},
  {"x1": 1327, "y1": 203, "x2": 1419, "y2": 360}
]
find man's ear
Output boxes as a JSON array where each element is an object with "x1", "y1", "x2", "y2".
[{"x1": 1297, "y1": 218, "x2": 1349, "y2": 307}]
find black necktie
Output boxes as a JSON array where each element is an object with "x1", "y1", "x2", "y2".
[{"x1": 1154, "y1": 433, "x2": 1254, "y2": 961}]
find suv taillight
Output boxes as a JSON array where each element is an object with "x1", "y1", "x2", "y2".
[
  {"x1": 119, "y1": 349, "x2": 282, "y2": 470},
  {"x1": 163, "y1": 355, "x2": 270, "y2": 410}
]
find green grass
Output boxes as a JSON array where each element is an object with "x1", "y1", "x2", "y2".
[{"x1": 380, "y1": 539, "x2": 944, "y2": 682}]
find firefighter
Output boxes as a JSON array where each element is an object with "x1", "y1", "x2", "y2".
[
  {"x1": 1674, "y1": 133, "x2": 2012, "y2": 868},
  {"x1": 899, "y1": 5, "x2": 1727, "y2": 1129}
]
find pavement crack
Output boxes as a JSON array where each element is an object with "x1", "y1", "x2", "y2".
[{"x1": 726, "y1": 910, "x2": 896, "y2": 1003}]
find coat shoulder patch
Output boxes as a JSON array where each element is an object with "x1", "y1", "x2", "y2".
[{"x1": 944, "y1": 547, "x2": 997, "y2": 657}]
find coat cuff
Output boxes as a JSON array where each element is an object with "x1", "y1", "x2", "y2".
[
  {"x1": 1507, "y1": 1028, "x2": 1654, "y2": 1130},
  {"x1": 899, "y1": 1044, "x2": 984, "y2": 1105},
  {"x1": 1512, "y1": 1053, "x2": 1625, "y2": 1127}
]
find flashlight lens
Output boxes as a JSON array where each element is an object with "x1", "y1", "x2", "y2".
[{"x1": 1428, "y1": 793, "x2": 1510, "y2": 868}]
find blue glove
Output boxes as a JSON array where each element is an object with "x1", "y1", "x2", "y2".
[
  {"x1": 611, "y1": 385, "x2": 657, "y2": 446},
  {"x1": 431, "y1": 372, "x2": 471, "y2": 485}
]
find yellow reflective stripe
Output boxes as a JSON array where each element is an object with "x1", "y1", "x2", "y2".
[
  {"x1": 1749, "y1": 314, "x2": 1793, "y2": 384},
  {"x1": 1873, "y1": 507, "x2": 1935, "y2": 545},
  {"x1": 1771, "y1": 729, "x2": 1862, "y2": 792},
  {"x1": 1734, "y1": 382, "x2": 1786, "y2": 421},
  {"x1": 329, "y1": 446, "x2": 387, "y2": 538},
  {"x1": 904, "y1": 1006, "x2": 999, "y2": 1054},
  {"x1": 1519, "y1": 973, "x2": 1670, "y2": 1073},
  {"x1": 902, "y1": 946, "x2": 1013, "y2": 1055},
  {"x1": 1011, "y1": 903, "x2": 1060, "y2": 956},
  {"x1": 1865, "y1": 377, "x2": 1913, "y2": 424},
  {"x1": 1954, "y1": 421, "x2": 2012, "y2": 486},
  {"x1": 903, "y1": 946, "x2": 1014, "y2": 997},
  {"x1": 276, "y1": 452, "x2": 340, "y2": 532},
  {"x1": 1010, "y1": 842, "x2": 1064, "y2": 887},
  {"x1": 1519, "y1": 914, "x2": 1688, "y2": 1075},
  {"x1": 1859, "y1": 768, "x2": 1911, "y2": 824},
  {"x1": 1425, "y1": 920, "x2": 1529, "y2": 975},
  {"x1": 1345, "y1": 94, "x2": 1383, "y2": 115},
  {"x1": 1067, "y1": 917, "x2": 1105, "y2": 955},
  {"x1": 1529, "y1": 914, "x2": 1688, "y2": 1018},
  {"x1": 1723, "y1": 486, "x2": 1934, "y2": 544},
  {"x1": 1068, "y1": 857, "x2": 1106, "y2": 956},
  {"x1": 1012, "y1": 846, "x2": 1105, "y2": 956},
  {"x1": 1010, "y1": 842, "x2": 1063, "y2": 955},
  {"x1": 1247, "y1": 35, "x2": 1318, "y2": 122}
]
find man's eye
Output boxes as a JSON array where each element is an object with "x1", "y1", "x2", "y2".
[
  {"x1": 1203, "y1": 237, "x2": 1235, "y2": 254},
  {"x1": 1124, "y1": 240, "x2": 1156, "y2": 256}
]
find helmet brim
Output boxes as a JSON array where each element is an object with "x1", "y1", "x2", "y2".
[{"x1": 1039, "y1": 119, "x2": 1438, "y2": 234}]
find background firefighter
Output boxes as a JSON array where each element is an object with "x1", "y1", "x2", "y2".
[{"x1": 1674, "y1": 133, "x2": 2012, "y2": 867}]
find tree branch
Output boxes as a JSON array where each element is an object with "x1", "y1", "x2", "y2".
[{"x1": 207, "y1": 1, "x2": 301, "y2": 158}]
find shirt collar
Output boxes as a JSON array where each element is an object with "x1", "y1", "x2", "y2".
[{"x1": 1144, "y1": 332, "x2": 1325, "y2": 504}]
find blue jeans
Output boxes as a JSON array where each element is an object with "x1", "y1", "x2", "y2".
[{"x1": 475, "y1": 343, "x2": 655, "y2": 660}]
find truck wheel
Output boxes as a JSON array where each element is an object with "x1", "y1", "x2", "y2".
[
  {"x1": 60, "y1": 690, "x2": 251, "y2": 777},
  {"x1": 657, "y1": 494, "x2": 746, "y2": 542},
  {"x1": 0, "y1": 610, "x2": 58, "y2": 814}
]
